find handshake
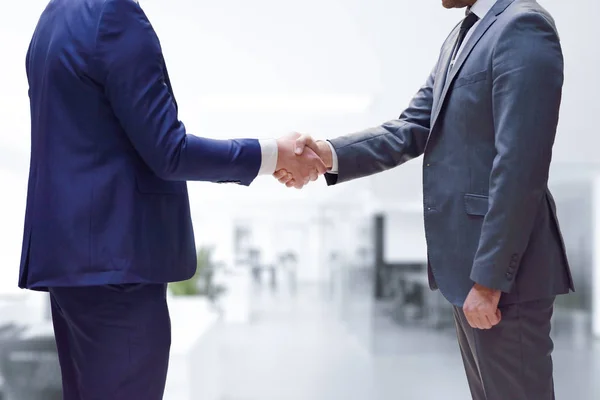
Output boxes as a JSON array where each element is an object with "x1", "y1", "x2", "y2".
[{"x1": 273, "y1": 132, "x2": 332, "y2": 189}]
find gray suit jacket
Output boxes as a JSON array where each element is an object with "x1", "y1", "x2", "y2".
[{"x1": 326, "y1": 0, "x2": 574, "y2": 306}]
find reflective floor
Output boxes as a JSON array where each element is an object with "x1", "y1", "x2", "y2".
[{"x1": 218, "y1": 270, "x2": 600, "y2": 400}]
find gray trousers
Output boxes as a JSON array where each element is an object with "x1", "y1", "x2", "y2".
[{"x1": 453, "y1": 297, "x2": 556, "y2": 400}]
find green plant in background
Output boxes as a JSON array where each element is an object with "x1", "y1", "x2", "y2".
[{"x1": 169, "y1": 247, "x2": 213, "y2": 296}]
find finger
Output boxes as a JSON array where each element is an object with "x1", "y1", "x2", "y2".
[
  {"x1": 286, "y1": 179, "x2": 296, "y2": 188},
  {"x1": 478, "y1": 314, "x2": 493, "y2": 330},
  {"x1": 278, "y1": 173, "x2": 293, "y2": 184},
  {"x1": 302, "y1": 149, "x2": 327, "y2": 175},
  {"x1": 465, "y1": 311, "x2": 487, "y2": 330},
  {"x1": 309, "y1": 169, "x2": 318, "y2": 182},
  {"x1": 465, "y1": 313, "x2": 479, "y2": 329},
  {"x1": 273, "y1": 170, "x2": 287, "y2": 179},
  {"x1": 277, "y1": 173, "x2": 289, "y2": 183},
  {"x1": 493, "y1": 308, "x2": 502, "y2": 325},
  {"x1": 473, "y1": 317, "x2": 487, "y2": 330},
  {"x1": 481, "y1": 318, "x2": 493, "y2": 330},
  {"x1": 487, "y1": 309, "x2": 500, "y2": 326},
  {"x1": 314, "y1": 157, "x2": 327, "y2": 175},
  {"x1": 295, "y1": 135, "x2": 308, "y2": 155}
]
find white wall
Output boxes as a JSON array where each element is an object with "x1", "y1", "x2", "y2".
[
  {"x1": 541, "y1": 0, "x2": 600, "y2": 164},
  {"x1": 383, "y1": 210, "x2": 427, "y2": 264}
]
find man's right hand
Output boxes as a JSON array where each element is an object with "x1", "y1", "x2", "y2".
[
  {"x1": 274, "y1": 133, "x2": 332, "y2": 187},
  {"x1": 275, "y1": 133, "x2": 327, "y2": 189}
]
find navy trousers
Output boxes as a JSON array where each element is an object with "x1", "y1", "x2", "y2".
[{"x1": 49, "y1": 284, "x2": 171, "y2": 400}]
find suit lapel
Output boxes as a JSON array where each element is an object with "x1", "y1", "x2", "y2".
[
  {"x1": 433, "y1": 28, "x2": 460, "y2": 107},
  {"x1": 429, "y1": 0, "x2": 516, "y2": 132},
  {"x1": 430, "y1": 15, "x2": 497, "y2": 130}
]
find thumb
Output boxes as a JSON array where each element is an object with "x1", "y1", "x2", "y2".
[{"x1": 295, "y1": 135, "x2": 316, "y2": 155}]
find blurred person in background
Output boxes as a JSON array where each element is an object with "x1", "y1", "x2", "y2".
[
  {"x1": 20, "y1": 0, "x2": 325, "y2": 398},
  {"x1": 276, "y1": 0, "x2": 573, "y2": 399}
]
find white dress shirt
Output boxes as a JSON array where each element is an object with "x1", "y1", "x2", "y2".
[
  {"x1": 258, "y1": 139, "x2": 278, "y2": 175},
  {"x1": 327, "y1": 0, "x2": 497, "y2": 174}
]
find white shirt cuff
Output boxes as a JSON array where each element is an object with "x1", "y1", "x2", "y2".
[
  {"x1": 258, "y1": 139, "x2": 278, "y2": 175},
  {"x1": 326, "y1": 141, "x2": 339, "y2": 174}
]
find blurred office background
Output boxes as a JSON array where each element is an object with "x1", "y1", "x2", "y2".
[{"x1": 1, "y1": 0, "x2": 599, "y2": 399}]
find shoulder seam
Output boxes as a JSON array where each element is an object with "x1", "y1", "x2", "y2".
[{"x1": 92, "y1": 0, "x2": 111, "y2": 81}]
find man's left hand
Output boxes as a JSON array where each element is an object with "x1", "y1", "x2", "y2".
[{"x1": 463, "y1": 283, "x2": 502, "y2": 330}]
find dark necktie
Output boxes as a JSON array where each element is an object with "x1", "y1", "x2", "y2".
[{"x1": 451, "y1": 12, "x2": 480, "y2": 62}]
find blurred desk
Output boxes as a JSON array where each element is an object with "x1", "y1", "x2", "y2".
[
  {"x1": 219, "y1": 267, "x2": 252, "y2": 323},
  {"x1": 380, "y1": 263, "x2": 453, "y2": 329},
  {"x1": 164, "y1": 296, "x2": 220, "y2": 400},
  {"x1": 0, "y1": 323, "x2": 60, "y2": 400}
]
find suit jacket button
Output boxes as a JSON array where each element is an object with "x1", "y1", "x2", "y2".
[{"x1": 505, "y1": 272, "x2": 513, "y2": 280}]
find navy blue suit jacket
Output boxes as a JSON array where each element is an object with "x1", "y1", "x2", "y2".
[{"x1": 20, "y1": 0, "x2": 262, "y2": 290}]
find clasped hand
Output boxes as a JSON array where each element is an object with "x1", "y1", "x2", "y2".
[
  {"x1": 463, "y1": 283, "x2": 502, "y2": 330},
  {"x1": 274, "y1": 133, "x2": 331, "y2": 189}
]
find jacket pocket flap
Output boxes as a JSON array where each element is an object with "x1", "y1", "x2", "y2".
[
  {"x1": 464, "y1": 193, "x2": 489, "y2": 216},
  {"x1": 455, "y1": 70, "x2": 487, "y2": 88}
]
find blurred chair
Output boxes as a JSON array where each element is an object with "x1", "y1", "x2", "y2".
[
  {"x1": 381, "y1": 263, "x2": 453, "y2": 329},
  {"x1": 278, "y1": 252, "x2": 298, "y2": 295},
  {"x1": 372, "y1": 214, "x2": 453, "y2": 329},
  {"x1": 0, "y1": 323, "x2": 62, "y2": 400}
]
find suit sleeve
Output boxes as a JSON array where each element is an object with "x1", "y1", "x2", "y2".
[
  {"x1": 93, "y1": 0, "x2": 261, "y2": 185},
  {"x1": 324, "y1": 67, "x2": 435, "y2": 185},
  {"x1": 470, "y1": 12, "x2": 564, "y2": 292}
]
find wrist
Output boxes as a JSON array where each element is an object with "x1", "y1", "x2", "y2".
[
  {"x1": 274, "y1": 137, "x2": 290, "y2": 171},
  {"x1": 473, "y1": 283, "x2": 500, "y2": 294},
  {"x1": 316, "y1": 140, "x2": 333, "y2": 170}
]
